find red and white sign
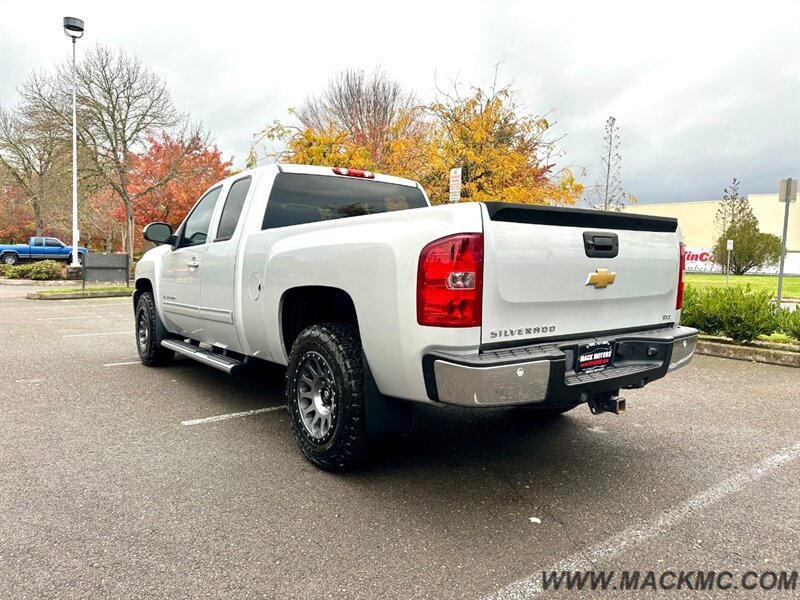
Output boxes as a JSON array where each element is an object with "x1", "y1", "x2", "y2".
[{"x1": 684, "y1": 247, "x2": 721, "y2": 273}]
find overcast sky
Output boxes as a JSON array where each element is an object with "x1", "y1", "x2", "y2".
[{"x1": 1, "y1": 0, "x2": 798, "y2": 203}]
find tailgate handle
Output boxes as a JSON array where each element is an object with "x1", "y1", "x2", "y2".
[{"x1": 583, "y1": 232, "x2": 619, "y2": 258}]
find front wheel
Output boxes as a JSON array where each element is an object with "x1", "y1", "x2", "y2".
[
  {"x1": 67, "y1": 253, "x2": 84, "y2": 265},
  {"x1": 135, "y1": 291, "x2": 174, "y2": 366},
  {"x1": 286, "y1": 323, "x2": 371, "y2": 471}
]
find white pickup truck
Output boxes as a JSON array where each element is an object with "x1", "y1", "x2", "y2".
[{"x1": 134, "y1": 164, "x2": 697, "y2": 470}]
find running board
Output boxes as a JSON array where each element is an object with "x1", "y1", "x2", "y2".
[{"x1": 161, "y1": 339, "x2": 244, "y2": 374}]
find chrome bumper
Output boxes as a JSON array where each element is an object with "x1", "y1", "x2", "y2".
[{"x1": 425, "y1": 326, "x2": 698, "y2": 408}]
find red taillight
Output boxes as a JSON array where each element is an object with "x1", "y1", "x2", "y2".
[
  {"x1": 332, "y1": 167, "x2": 375, "y2": 179},
  {"x1": 417, "y1": 233, "x2": 483, "y2": 327},
  {"x1": 676, "y1": 242, "x2": 686, "y2": 309}
]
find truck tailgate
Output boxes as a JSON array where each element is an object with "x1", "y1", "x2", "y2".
[{"x1": 481, "y1": 202, "x2": 681, "y2": 346}]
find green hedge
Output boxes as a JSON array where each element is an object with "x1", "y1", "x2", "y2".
[
  {"x1": 777, "y1": 306, "x2": 800, "y2": 340},
  {"x1": 1, "y1": 260, "x2": 64, "y2": 280},
  {"x1": 680, "y1": 285, "x2": 780, "y2": 343}
]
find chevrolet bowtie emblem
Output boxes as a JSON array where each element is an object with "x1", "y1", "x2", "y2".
[{"x1": 586, "y1": 268, "x2": 617, "y2": 288}]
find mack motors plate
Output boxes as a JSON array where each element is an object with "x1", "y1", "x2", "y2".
[{"x1": 575, "y1": 341, "x2": 614, "y2": 373}]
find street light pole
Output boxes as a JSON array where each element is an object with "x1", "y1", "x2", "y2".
[{"x1": 63, "y1": 17, "x2": 84, "y2": 268}]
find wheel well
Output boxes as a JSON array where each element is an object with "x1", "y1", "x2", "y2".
[
  {"x1": 134, "y1": 279, "x2": 153, "y2": 309},
  {"x1": 281, "y1": 286, "x2": 358, "y2": 355}
]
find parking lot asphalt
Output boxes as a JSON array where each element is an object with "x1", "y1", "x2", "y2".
[{"x1": 1, "y1": 283, "x2": 798, "y2": 599}]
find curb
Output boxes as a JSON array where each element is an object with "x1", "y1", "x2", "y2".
[
  {"x1": 0, "y1": 278, "x2": 80, "y2": 286},
  {"x1": 26, "y1": 291, "x2": 133, "y2": 300},
  {"x1": 696, "y1": 339, "x2": 800, "y2": 368}
]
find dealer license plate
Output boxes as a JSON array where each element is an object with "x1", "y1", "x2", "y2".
[{"x1": 575, "y1": 341, "x2": 614, "y2": 373}]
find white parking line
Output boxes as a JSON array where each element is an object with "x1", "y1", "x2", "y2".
[
  {"x1": 62, "y1": 331, "x2": 130, "y2": 338},
  {"x1": 28, "y1": 303, "x2": 130, "y2": 310},
  {"x1": 40, "y1": 315, "x2": 97, "y2": 321},
  {"x1": 103, "y1": 361, "x2": 141, "y2": 367},
  {"x1": 486, "y1": 441, "x2": 800, "y2": 600},
  {"x1": 41, "y1": 314, "x2": 128, "y2": 321},
  {"x1": 181, "y1": 406, "x2": 285, "y2": 426}
]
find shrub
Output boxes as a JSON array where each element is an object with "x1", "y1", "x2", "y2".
[
  {"x1": 0, "y1": 264, "x2": 10, "y2": 277},
  {"x1": 681, "y1": 285, "x2": 778, "y2": 343},
  {"x1": 4, "y1": 263, "x2": 33, "y2": 279},
  {"x1": 776, "y1": 307, "x2": 800, "y2": 341},
  {"x1": 2, "y1": 260, "x2": 63, "y2": 280},
  {"x1": 27, "y1": 260, "x2": 63, "y2": 280}
]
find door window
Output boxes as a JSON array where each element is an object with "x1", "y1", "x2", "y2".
[
  {"x1": 179, "y1": 187, "x2": 222, "y2": 248},
  {"x1": 215, "y1": 176, "x2": 252, "y2": 242},
  {"x1": 45, "y1": 238, "x2": 63, "y2": 247}
]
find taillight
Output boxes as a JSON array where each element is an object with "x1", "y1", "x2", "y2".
[
  {"x1": 332, "y1": 167, "x2": 375, "y2": 179},
  {"x1": 676, "y1": 242, "x2": 686, "y2": 309},
  {"x1": 417, "y1": 233, "x2": 483, "y2": 327}
]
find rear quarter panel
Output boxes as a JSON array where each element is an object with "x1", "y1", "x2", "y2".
[{"x1": 239, "y1": 202, "x2": 485, "y2": 403}]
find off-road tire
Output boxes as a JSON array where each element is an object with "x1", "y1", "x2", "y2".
[
  {"x1": 286, "y1": 323, "x2": 371, "y2": 471},
  {"x1": 135, "y1": 291, "x2": 174, "y2": 366}
]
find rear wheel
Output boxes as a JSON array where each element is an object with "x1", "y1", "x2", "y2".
[
  {"x1": 2, "y1": 253, "x2": 18, "y2": 265},
  {"x1": 286, "y1": 323, "x2": 371, "y2": 471},
  {"x1": 135, "y1": 291, "x2": 174, "y2": 366}
]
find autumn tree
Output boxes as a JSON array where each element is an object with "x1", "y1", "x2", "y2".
[
  {"x1": 586, "y1": 116, "x2": 635, "y2": 211},
  {"x1": 21, "y1": 43, "x2": 200, "y2": 264},
  {"x1": 424, "y1": 82, "x2": 582, "y2": 205},
  {"x1": 0, "y1": 183, "x2": 36, "y2": 242},
  {"x1": 254, "y1": 70, "x2": 582, "y2": 206},
  {"x1": 251, "y1": 69, "x2": 428, "y2": 179},
  {"x1": 296, "y1": 68, "x2": 420, "y2": 166},
  {"x1": 0, "y1": 104, "x2": 71, "y2": 236},
  {"x1": 129, "y1": 133, "x2": 232, "y2": 236}
]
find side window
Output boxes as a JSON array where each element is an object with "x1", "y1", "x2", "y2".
[
  {"x1": 179, "y1": 186, "x2": 222, "y2": 248},
  {"x1": 215, "y1": 176, "x2": 252, "y2": 242},
  {"x1": 33, "y1": 238, "x2": 43, "y2": 247},
  {"x1": 45, "y1": 238, "x2": 62, "y2": 247}
]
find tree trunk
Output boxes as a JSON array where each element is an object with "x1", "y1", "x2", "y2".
[{"x1": 32, "y1": 199, "x2": 44, "y2": 237}]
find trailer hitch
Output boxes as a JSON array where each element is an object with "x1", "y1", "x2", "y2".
[{"x1": 587, "y1": 392, "x2": 626, "y2": 415}]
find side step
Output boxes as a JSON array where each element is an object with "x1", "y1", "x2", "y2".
[{"x1": 161, "y1": 339, "x2": 244, "y2": 374}]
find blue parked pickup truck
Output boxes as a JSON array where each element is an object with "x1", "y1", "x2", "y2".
[{"x1": 0, "y1": 237, "x2": 87, "y2": 265}]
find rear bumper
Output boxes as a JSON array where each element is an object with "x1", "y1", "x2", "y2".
[{"x1": 422, "y1": 326, "x2": 697, "y2": 408}]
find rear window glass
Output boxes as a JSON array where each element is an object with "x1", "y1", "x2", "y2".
[{"x1": 262, "y1": 173, "x2": 427, "y2": 229}]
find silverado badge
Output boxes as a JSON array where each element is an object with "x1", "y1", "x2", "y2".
[{"x1": 586, "y1": 268, "x2": 617, "y2": 288}]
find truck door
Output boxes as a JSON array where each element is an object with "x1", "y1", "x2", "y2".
[
  {"x1": 44, "y1": 238, "x2": 65, "y2": 258},
  {"x1": 198, "y1": 175, "x2": 253, "y2": 352},
  {"x1": 30, "y1": 238, "x2": 45, "y2": 258},
  {"x1": 159, "y1": 186, "x2": 223, "y2": 339}
]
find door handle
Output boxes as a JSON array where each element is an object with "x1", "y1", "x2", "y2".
[{"x1": 185, "y1": 259, "x2": 200, "y2": 269}]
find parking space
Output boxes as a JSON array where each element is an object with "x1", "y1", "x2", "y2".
[{"x1": 1, "y1": 284, "x2": 798, "y2": 599}]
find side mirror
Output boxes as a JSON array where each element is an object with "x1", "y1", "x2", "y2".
[{"x1": 143, "y1": 222, "x2": 174, "y2": 245}]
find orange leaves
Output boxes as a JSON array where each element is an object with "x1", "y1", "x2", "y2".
[
  {"x1": 255, "y1": 78, "x2": 583, "y2": 208},
  {"x1": 128, "y1": 133, "x2": 232, "y2": 232}
]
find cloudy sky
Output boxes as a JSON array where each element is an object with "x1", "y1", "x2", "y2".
[{"x1": 1, "y1": 0, "x2": 798, "y2": 203}]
